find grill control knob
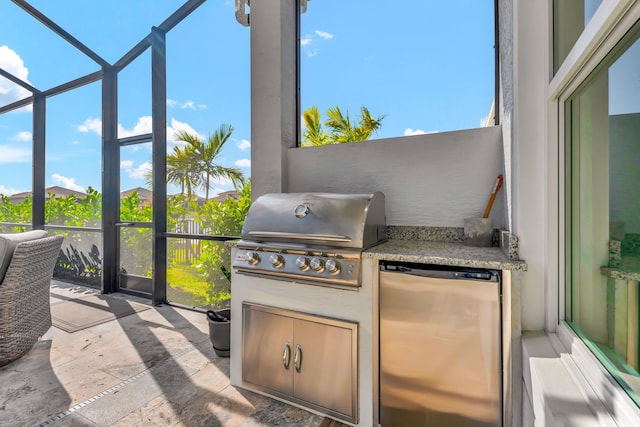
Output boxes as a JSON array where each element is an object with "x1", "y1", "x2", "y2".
[
  {"x1": 246, "y1": 251, "x2": 260, "y2": 265},
  {"x1": 310, "y1": 257, "x2": 325, "y2": 273},
  {"x1": 269, "y1": 254, "x2": 285, "y2": 269},
  {"x1": 325, "y1": 259, "x2": 341, "y2": 275},
  {"x1": 295, "y1": 256, "x2": 310, "y2": 271}
]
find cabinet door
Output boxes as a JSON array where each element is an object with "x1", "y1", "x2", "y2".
[
  {"x1": 293, "y1": 319, "x2": 355, "y2": 418},
  {"x1": 243, "y1": 307, "x2": 294, "y2": 396}
]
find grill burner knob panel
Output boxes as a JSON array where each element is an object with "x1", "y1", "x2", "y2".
[
  {"x1": 310, "y1": 257, "x2": 325, "y2": 273},
  {"x1": 295, "y1": 256, "x2": 310, "y2": 271},
  {"x1": 233, "y1": 246, "x2": 362, "y2": 287},
  {"x1": 246, "y1": 251, "x2": 260, "y2": 265},
  {"x1": 325, "y1": 259, "x2": 341, "y2": 275},
  {"x1": 269, "y1": 254, "x2": 285, "y2": 269}
]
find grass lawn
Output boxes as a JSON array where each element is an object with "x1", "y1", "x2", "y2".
[{"x1": 167, "y1": 264, "x2": 230, "y2": 309}]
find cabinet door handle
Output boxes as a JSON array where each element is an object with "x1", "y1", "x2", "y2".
[
  {"x1": 282, "y1": 342, "x2": 291, "y2": 369},
  {"x1": 294, "y1": 344, "x2": 302, "y2": 373}
]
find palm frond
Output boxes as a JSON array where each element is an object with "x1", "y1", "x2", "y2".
[{"x1": 302, "y1": 106, "x2": 328, "y2": 146}]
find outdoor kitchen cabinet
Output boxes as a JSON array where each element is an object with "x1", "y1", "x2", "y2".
[{"x1": 242, "y1": 303, "x2": 359, "y2": 424}]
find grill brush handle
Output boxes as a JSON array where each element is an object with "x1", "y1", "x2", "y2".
[{"x1": 483, "y1": 174, "x2": 503, "y2": 218}]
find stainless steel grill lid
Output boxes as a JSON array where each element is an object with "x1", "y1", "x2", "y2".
[{"x1": 240, "y1": 192, "x2": 386, "y2": 249}]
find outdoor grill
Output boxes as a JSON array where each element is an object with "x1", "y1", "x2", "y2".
[{"x1": 232, "y1": 192, "x2": 386, "y2": 288}]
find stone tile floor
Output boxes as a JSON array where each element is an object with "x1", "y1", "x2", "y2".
[{"x1": 0, "y1": 281, "x2": 331, "y2": 427}]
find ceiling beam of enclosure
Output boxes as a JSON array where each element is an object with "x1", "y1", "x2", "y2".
[
  {"x1": 115, "y1": 0, "x2": 206, "y2": 70},
  {"x1": 2, "y1": 0, "x2": 208, "y2": 112},
  {"x1": 0, "y1": 96, "x2": 34, "y2": 114},
  {"x1": 0, "y1": 69, "x2": 104, "y2": 112},
  {"x1": 1, "y1": 0, "x2": 212, "y2": 301},
  {"x1": 41, "y1": 71, "x2": 104, "y2": 98},
  {"x1": 11, "y1": 0, "x2": 109, "y2": 67},
  {"x1": 1, "y1": 0, "x2": 109, "y2": 111},
  {"x1": 0, "y1": 68, "x2": 40, "y2": 94}
]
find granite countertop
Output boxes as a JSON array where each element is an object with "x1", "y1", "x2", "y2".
[
  {"x1": 601, "y1": 256, "x2": 640, "y2": 281},
  {"x1": 364, "y1": 239, "x2": 528, "y2": 271},
  {"x1": 228, "y1": 225, "x2": 528, "y2": 271}
]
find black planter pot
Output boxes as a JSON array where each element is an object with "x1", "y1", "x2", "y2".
[{"x1": 207, "y1": 309, "x2": 230, "y2": 357}]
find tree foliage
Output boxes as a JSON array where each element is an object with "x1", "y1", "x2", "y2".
[
  {"x1": 0, "y1": 183, "x2": 251, "y2": 310},
  {"x1": 301, "y1": 105, "x2": 386, "y2": 147},
  {"x1": 189, "y1": 180, "x2": 252, "y2": 305},
  {"x1": 167, "y1": 145, "x2": 201, "y2": 200},
  {"x1": 172, "y1": 125, "x2": 245, "y2": 200}
]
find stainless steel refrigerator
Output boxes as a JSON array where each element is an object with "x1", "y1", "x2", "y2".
[{"x1": 379, "y1": 262, "x2": 502, "y2": 427}]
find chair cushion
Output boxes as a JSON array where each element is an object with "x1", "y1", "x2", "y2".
[{"x1": 0, "y1": 230, "x2": 48, "y2": 283}]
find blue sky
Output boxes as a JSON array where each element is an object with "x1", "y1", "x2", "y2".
[{"x1": 0, "y1": 0, "x2": 495, "y2": 197}]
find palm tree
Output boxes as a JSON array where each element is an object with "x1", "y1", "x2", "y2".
[
  {"x1": 166, "y1": 144, "x2": 201, "y2": 200},
  {"x1": 301, "y1": 106, "x2": 328, "y2": 146},
  {"x1": 326, "y1": 105, "x2": 385, "y2": 143},
  {"x1": 174, "y1": 125, "x2": 245, "y2": 201},
  {"x1": 301, "y1": 105, "x2": 386, "y2": 147}
]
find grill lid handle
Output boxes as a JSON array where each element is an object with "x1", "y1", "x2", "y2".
[{"x1": 247, "y1": 231, "x2": 352, "y2": 243}]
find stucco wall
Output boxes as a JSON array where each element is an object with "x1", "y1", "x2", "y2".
[
  {"x1": 250, "y1": 0, "x2": 297, "y2": 198},
  {"x1": 610, "y1": 113, "x2": 640, "y2": 234},
  {"x1": 248, "y1": 1, "x2": 506, "y2": 229},
  {"x1": 287, "y1": 126, "x2": 506, "y2": 228},
  {"x1": 511, "y1": 0, "x2": 548, "y2": 333},
  {"x1": 499, "y1": 0, "x2": 514, "y2": 231}
]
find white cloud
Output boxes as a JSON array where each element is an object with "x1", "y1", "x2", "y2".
[
  {"x1": 177, "y1": 100, "x2": 206, "y2": 110},
  {"x1": 235, "y1": 158, "x2": 251, "y2": 167},
  {"x1": 167, "y1": 99, "x2": 206, "y2": 110},
  {"x1": 51, "y1": 173, "x2": 85, "y2": 192},
  {"x1": 301, "y1": 30, "x2": 333, "y2": 58},
  {"x1": 0, "y1": 184, "x2": 22, "y2": 196},
  {"x1": 403, "y1": 128, "x2": 439, "y2": 136},
  {"x1": 315, "y1": 30, "x2": 334, "y2": 40},
  {"x1": 76, "y1": 115, "x2": 204, "y2": 146},
  {"x1": 300, "y1": 34, "x2": 319, "y2": 57},
  {"x1": 12, "y1": 131, "x2": 31, "y2": 142},
  {"x1": 0, "y1": 145, "x2": 31, "y2": 163},
  {"x1": 130, "y1": 162, "x2": 152, "y2": 180},
  {"x1": 168, "y1": 118, "x2": 203, "y2": 143},
  {"x1": 120, "y1": 116, "x2": 201, "y2": 141},
  {"x1": 119, "y1": 116, "x2": 153, "y2": 138},
  {"x1": 0, "y1": 46, "x2": 32, "y2": 108},
  {"x1": 0, "y1": 46, "x2": 29, "y2": 80},
  {"x1": 120, "y1": 160, "x2": 151, "y2": 180},
  {"x1": 209, "y1": 176, "x2": 233, "y2": 187},
  {"x1": 404, "y1": 128, "x2": 426, "y2": 136},
  {"x1": 78, "y1": 118, "x2": 102, "y2": 136},
  {"x1": 237, "y1": 139, "x2": 251, "y2": 151}
]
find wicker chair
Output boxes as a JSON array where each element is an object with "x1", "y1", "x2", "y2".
[{"x1": 0, "y1": 232, "x2": 64, "y2": 367}]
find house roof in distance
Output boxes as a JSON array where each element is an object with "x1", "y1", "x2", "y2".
[
  {"x1": 211, "y1": 190, "x2": 239, "y2": 202},
  {"x1": 8, "y1": 186, "x2": 88, "y2": 202},
  {"x1": 120, "y1": 187, "x2": 152, "y2": 200}
]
